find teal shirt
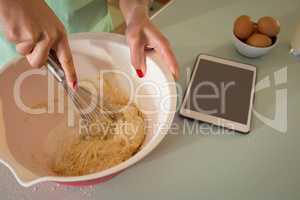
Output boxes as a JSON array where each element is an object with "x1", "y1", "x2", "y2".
[{"x1": 0, "y1": 0, "x2": 112, "y2": 66}]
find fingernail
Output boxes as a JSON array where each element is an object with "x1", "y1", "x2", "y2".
[
  {"x1": 72, "y1": 80, "x2": 78, "y2": 91},
  {"x1": 136, "y1": 69, "x2": 144, "y2": 78}
]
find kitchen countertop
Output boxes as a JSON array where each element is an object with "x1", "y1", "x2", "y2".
[{"x1": 1, "y1": 0, "x2": 300, "y2": 199}]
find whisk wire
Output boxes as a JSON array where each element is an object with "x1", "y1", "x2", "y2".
[
  {"x1": 76, "y1": 87, "x2": 114, "y2": 120},
  {"x1": 64, "y1": 82, "x2": 114, "y2": 123},
  {"x1": 47, "y1": 52, "x2": 114, "y2": 125}
]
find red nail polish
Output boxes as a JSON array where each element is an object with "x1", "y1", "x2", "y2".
[
  {"x1": 72, "y1": 80, "x2": 78, "y2": 90},
  {"x1": 136, "y1": 69, "x2": 144, "y2": 78}
]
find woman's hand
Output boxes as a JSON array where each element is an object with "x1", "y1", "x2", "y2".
[
  {"x1": 0, "y1": 0, "x2": 77, "y2": 89},
  {"x1": 120, "y1": 1, "x2": 179, "y2": 79}
]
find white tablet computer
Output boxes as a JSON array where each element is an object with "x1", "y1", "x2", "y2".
[{"x1": 180, "y1": 54, "x2": 256, "y2": 133}]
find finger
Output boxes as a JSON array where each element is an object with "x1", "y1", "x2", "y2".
[
  {"x1": 158, "y1": 39, "x2": 179, "y2": 80},
  {"x1": 55, "y1": 36, "x2": 77, "y2": 90},
  {"x1": 139, "y1": 44, "x2": 146, "y2": 76},
  {"x1": 5, "y1": 25, "x2": 40, "y2": 44},
  {"x1": 145, "y1": 25, "x2": 179, "y2": 79},
  {"x1": 128, "y1": 37, "x2": 146, "y2": 78},
  {"x1": 16, "y1": 40, "x2": 35, "y2": 55},
  {"x1": 26, "y1": 37, "x2": 53, "y2": 68}
]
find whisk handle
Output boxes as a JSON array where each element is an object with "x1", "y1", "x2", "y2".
[{"x1": 47, "y1": 51, "x2": 66, "y2": 83}]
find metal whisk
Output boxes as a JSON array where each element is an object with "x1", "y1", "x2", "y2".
[{"x1": 47, "y1": 52, "x2": 114, "y2": 123}]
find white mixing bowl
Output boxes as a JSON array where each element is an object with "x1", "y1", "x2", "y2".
[
  {"x1": 0, "y1": 32, "x2": 177, "y2": 187},
  {"x1": 232, "y1": 33, "x2": 278, "y2": 58}
]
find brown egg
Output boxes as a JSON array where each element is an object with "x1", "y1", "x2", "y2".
[
  {"x1": 257, "y1": 16, "x2": 280, "y2": 37},
  {"x1": 234, "y1": 15, "x2": 254, "y2": 40},
  {"x1": 246, "y1": 33, "x2": 272, "y2": 47}
]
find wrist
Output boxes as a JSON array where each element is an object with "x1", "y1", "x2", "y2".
[
  {"x1": 120, "y1": 0, "x2": 150, "y2": 25},
  {"x1": 126, "y1": 5, "x2": 149, "y2": 26}
]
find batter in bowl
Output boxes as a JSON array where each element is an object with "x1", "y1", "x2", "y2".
[{"x1": 52, "y1": 78, "x2": 146, "y2": 176}]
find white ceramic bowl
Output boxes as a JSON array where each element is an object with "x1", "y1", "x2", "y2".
[
  {"x1": 0, "y1": 32, "x2": 177, "y2": 187},
  {"x1": 232, "y1": 33, "x2": 278, "y2": 58}
]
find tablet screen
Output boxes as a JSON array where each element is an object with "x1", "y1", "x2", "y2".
[{"x1": 184, "y1": 58, "x2": 254, "y2": 124}]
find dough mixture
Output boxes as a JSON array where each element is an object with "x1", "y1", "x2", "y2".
[{"x1": 52, "y1": 78, "x2": 145, "y2": 176}]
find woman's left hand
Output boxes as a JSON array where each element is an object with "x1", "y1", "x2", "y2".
[{"x1": 124, "y1": 5, "x2": 179, "y2": 79}]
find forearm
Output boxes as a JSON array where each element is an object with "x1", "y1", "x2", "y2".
[{"x1": 119, "y1": 0, "x2": 150, "y2": 24}]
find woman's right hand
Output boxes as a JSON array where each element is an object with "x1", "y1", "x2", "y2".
[{"x1": 0, "y1": 0, "x2": 77, "y2": 89}]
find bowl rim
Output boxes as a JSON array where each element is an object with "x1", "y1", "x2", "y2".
[
  {"x1": 232, "y1": 32, "x2": 278, "y2": 50},
  {"x1": 0, "y1": 32, "x2": 178, "y2": 187}
]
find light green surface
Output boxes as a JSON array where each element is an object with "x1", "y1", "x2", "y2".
[{"x1": 1, "y1": 0, "x2": 300, "y2": 199}]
